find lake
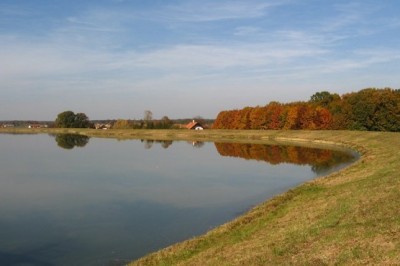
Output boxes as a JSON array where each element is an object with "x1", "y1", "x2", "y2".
[{"x1": 0, "y1": 133, "x2": 358, "y2": 265}]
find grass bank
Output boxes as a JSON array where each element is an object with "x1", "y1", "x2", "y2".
[
  {"x1": 1, "y1": 128, "x2": 399, "y2": 264},
  {"x1": 127, "y1": 130, "x2": 400, "y2": 265}
]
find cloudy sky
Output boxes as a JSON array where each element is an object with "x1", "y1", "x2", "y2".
[{"x1": 1, "y1": 0, "x2": 399, "y2": 120}]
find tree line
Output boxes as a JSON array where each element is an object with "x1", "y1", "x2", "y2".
[
  {"x1": 112, "y1": 116, "x2": 174, "y2": 129},
  {"x1": 212, "y1": 88, "x2": 400, "y2": 131},
  {"x1": 53, "y1": 110, "x2": 197, "y2": 129}
]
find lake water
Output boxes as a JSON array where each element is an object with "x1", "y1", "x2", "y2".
[{"x1": 0, "y1": 133, "x2": 358, "y2": 265}]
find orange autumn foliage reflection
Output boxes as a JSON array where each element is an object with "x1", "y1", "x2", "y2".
[{"x1": 214, "y1": 143, "x2": 356, "y2": 175}]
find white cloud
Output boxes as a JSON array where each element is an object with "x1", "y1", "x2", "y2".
[
  {"x1": 125, "y1": 43, "x2": 327, "y2": 71},
  {"x1": 163, "y1": 1, "x2": 278, "y2": 22},
  {"x1": 64, "y1": 16, "x2": 122, "y2": 32},
  {"x1": 234, "y1": 26, "x2": 262, "y2": 36}
]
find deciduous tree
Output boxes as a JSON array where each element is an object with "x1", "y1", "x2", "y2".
[{"x1": 55, "y1": 111, "x2": 91, "y2": 128}]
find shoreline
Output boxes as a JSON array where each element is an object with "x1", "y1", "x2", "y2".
[
  {"x1": 128, "y1": 130, "x2": 399, "y2": 265},
  {"x1": 2, "y1": 128, "x2": 399, "y2": 264}
]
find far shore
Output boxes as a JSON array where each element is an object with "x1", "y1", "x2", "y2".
[
  {"x1": 0, "y1": 127, "x2": 364, "y2": 148},
  {"x1": 1, "y1": 128, "x2": 399, "y2": 265}
]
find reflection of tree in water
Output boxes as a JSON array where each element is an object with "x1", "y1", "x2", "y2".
[
  {"x1": 141, "y1": 139, "x2": 173, "y2": 149},
  {"x1": 142, "y1": 139, "x2": 154, "y2": 149},
  {"x1": 310, "y1": 151, "x2": 356, "y2": 175},
  {"x1": 55, "y1": 134, "x2": 90, "y2": 149},
  {"x1": 160, "y1": 140, "x2": 173, "y2": 149},
  {"x1": 140, "y1": 140, "x2": 205, "y2": 149},
  {"x1": 214, "y1": 143, "x2": 357, "y2": 175}
]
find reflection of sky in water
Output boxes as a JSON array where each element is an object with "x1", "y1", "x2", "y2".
[{"x1": 0, "y1": 134, "x2": 356, "y2": 265}]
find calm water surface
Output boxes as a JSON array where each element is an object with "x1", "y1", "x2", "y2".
[{"x1": 0, "y1": 134, "x2": 358, "y2": 265}]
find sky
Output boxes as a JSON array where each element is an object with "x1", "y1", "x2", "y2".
[{"x1": 1, "y1": 0, "x2": 400, "y2": 120}]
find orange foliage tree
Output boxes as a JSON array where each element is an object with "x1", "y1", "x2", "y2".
[{"x1": 213, "y1": 88, "x2": 399, "y2": 131}]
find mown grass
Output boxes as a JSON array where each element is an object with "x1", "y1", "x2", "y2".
[{"x1": 1, "y1": 128, "x2": 399, "y2": 264}]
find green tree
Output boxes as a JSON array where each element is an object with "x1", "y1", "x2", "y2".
[
  {"x1": 55, "y1": 111, "x2": 75, "y2": 128},
  {"x1": 159, "y1": 116, "x2": 173, "y2": 129},
  {"x1": 74, "y1": 113, "x2": 90, "y2": 128},
  {"x1": 371, "y1": 88, "x2": 400, "y2": 131},
  {"x1": 55, "y1": 111, "x2": 91, "y2": 128},
  {"x1": 309, "y1": 91, "x2": 340, "y2": 109}
]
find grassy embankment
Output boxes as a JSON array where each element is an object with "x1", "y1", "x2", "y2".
[{"x1": 1, "y1": 128, "x2": 399, "y2": 264}]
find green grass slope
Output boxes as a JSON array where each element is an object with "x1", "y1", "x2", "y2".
[{"x1": 127, "y1": 130, "x2": 400, "y2": 265}]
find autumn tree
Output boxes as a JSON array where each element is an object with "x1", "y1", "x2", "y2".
[
  {"x1": 249, "y1": 106, "x2": 266, "y2": 129},
  {"x1": 112, "y1": 119, "x2": 133, "y2": 129},
  {"x1": 282, "y1": 104, "x2": 299, "y2": 129},
  {"x1": 315, "y1": 107, "x2": 333, "y2": 129},
  {"x1": 265, "y1": 102, "x2": 284, "y2": 129},
  {"x1": 213, "y1": 88, "x2": 399, "y2": 131},
  {"x1": 370, "y1": 88, "x2": 400, "y2": 131},
  {"x1": 341, "y1": 88, "x2": 400, "y2": 131},
  {"x1": 242, "y1": 108, "x2": 253, "y2": 129},
  {"x1": 213, "y1": 111, "x2": 230, "y2": 129}
]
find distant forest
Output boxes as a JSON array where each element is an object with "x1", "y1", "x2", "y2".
[{"x1": 213, "y1": 88, "x2": 400, "y2": 132}]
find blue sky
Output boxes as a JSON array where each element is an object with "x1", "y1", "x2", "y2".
[{"x1": 1, "y1": 0, "x2": 399, "y2": 120}]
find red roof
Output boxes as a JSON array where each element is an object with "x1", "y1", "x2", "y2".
[{"x1": 185, "y1": 120, "x2": 203, "y2": 129}]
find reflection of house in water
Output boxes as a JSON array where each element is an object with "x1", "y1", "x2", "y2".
[
  {"x1": 188, "y1": 141, "x2": 205, "y2": 148},
  {"x1": 185, "y1": 120, "x2": 204, "y2": 130}
]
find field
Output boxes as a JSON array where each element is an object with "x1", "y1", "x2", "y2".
[{"x1": 1, "y1": 128, "x2": 399, "y2": 265}]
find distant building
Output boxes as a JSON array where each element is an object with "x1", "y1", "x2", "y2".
[
  {"x1": 28, "y1": 124, "x2": 48, "y2": 128},
  {"x1": 2, "y1": 124, "x2": 15, "y2": 128},
  {"x1": 95, "y1": 123, "x2": 112, "y2": 130},
  {"x1": 185, "y1": 120, "x2": 204, "y2": 130}
]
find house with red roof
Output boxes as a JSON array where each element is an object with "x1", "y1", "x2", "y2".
[{"x1": 185, "y1": 120, "x2": 204, "y2": 130}]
